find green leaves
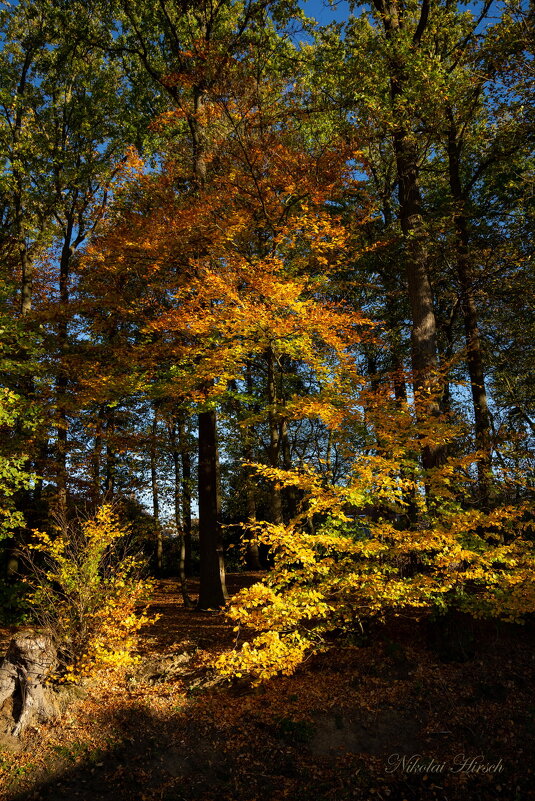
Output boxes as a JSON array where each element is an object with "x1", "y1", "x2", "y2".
[{"x1": 0, "y1": 389, "x2": 37, "y2": 540}]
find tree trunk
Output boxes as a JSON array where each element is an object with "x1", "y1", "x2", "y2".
[
  {"x1": 91, "y1": 406, "x2": 104, "y2": 510},
  {"x1": 104, "y1": 410, "x2": 116, "y2": 498},
  {"x1": 19, "y1": 240, "x2": 33, "y2": 317},
  {"x1": 325, "y1": 427, "x2": 333, "y2": 485},
  {"x1": 197, "y1": 408, "x2": 228, "y2": 609},
  {"x1": 244, "y1": 484, "x2": 262, "y2": 570},
  {"x1": 375, "y1": 0, "x2": 444, "y2": 471},
  {"x1": 240, "y1": 364, "x2": 261, "y2": 570},
  {"x1": 6, "y1": 196, "x2": 33, "y2": 577},
  {"x1": 170, "y1": 421, "x2": 193, "y2": 606},
  {"x1": 0, "y1": 632, "x2": 59, "y2": 738},
  {"x1": 281, "y1": 419, "x2": 299, "y2": 519},
  {"x1": 150, "y1": 409, "x2": 163, "y2": 574},
  {"x1": 178, "y1": 417, "x2": 193, "y2": 576},
  {"x1": 266, "y1": 347, "x2": 283, "y2": 525},
  {"x1": 243, "y1": 425, "x2": 262, "y2": 570},
  {"x1": 191, "y1": 85, "x2": 227, "y2": 607},
  {"x1": 393, "y1": 127, "x2": 443, "y2": 470},
  {"x1": 55, "y1": 222, "x2": 76, "y2": 514},
  {"x1": 447, "y1": 122, "x2": 491, "y2": 507},
  {"x1": 392, "y1": 353, "x2": 419, "y2": 528}
]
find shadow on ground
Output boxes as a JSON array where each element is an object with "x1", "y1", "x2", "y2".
[
  {"x1": 5, "y1": 695, "x2": 532, "y2": 801},
  {"x1": 3, "y1": 579, "x2": 535, "y2": 801}
]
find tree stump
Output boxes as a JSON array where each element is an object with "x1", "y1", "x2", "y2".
[{"x1": 0, "y1": 631, "x2": 59, "y2": 737}]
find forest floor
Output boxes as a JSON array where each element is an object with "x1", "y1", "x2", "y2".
[{"x1": 1, "y1": 573, "x2": 535, "y2": 801}]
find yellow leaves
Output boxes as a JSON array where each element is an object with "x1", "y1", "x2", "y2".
[
  {"x1": 215, "y1": 631, "x2": 312, "y2": 685},
  {"x1": 24, "y1": 505, "x2": 157, "y2": 681},
  {"x1": 216, "y1": 434, "x2": 535, "y2": 685}
]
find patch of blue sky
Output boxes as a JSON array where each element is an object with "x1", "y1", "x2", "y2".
[{"x1": 300, "y1": 0, "x2": 351, "y2": 25}]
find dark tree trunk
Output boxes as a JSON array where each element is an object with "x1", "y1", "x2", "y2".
[
  {"x1": 103, "y1": 410, "x2": 116, "y2": 498},
  {"x1": 150, "y1": 409, "x2": 163, "y2": 574},
  {"x1": 91, "y1": 406, "x2": 104, "y2": 511},
  {"x1": 178, "y1": 418, "x2": 193, "y2": 576},
  {"x1": 55, "y1": 220, "x2": 76, "y2": 514},
  {"x1": 281, "y1": 419, "x2": 299, "y2": 519},
  {"x1": 243, "y1": 430, "x2": 262, "y2": 570},
  {"x1": 241, "y1": 364, "x2": 262, "y2": 570},
  {"x1": 6, "y1": 197, "x2": 33, "y2": 577},
  {"x1": 393, "y1": 127, "x2": 443, "y2": 470},
  {"x1": 266, "y1": 347, "x2": 283, "y2": 525},
  {"x1": 197, "y1": 409, "x2": 228, "y2": 609},
  {"x1": 392, "y1": 353, "x2": 419, "y2": 528},
  {"x1": 447, "y1": 122, "x2": 491, "y2": 507},
  {"x1": 170, "y1": 421, "x2": 193, "y2": 606},
  {"x1": 244, "y1": 489, "x2": 262, "y2": 570},
  {"x1": 19, "y1": 240, "x2": 33, "y2": 317},
  {"x1": 325, "y1": 427, "x2": 333, "y2": 485},
  {"x1": 191, "y1": 85, "x2": 227, "y2": 607}
]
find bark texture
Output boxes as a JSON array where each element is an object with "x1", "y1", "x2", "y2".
[{"x1": 0, "y1": 632, "x2": 59, "y2": 737}]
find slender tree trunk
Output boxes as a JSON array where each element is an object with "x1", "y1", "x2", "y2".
[
  {"x1": 6, "y1": 184, "x2": 34, "y2": 576},
  {"x1": 91, "y1": 406, "x2": 104, "y2": 510},
  {"x1": 13, "y1": 52, "x2": 33, "y2": 318},
  {"x1": 103, "y1": 410, "x2": 116, "y2": 498},
  {"x1": 278, "y1": 357, "x2": 298, "y2": 519},
  {"x1": 55, "y1": 222, "x2": 76, "y2": 514},
  {"x1": 244, "y1": 453, "x2": 261, "y2": 567},
  {"x1": 19, "y1": 240, "x2": 33, "y2": 317},
  {"x1": 178, "y1": 417, "x2": 193, "y2": 575},
  {"x1": 392, "y1": 353, "x2": 419, "y2": 527},
  {"x1": 243, "y1": 431, "x2": 262, "y2": 569},
  {"x1": 170, "y1": 421, "x2": 193, "y2": 606},
  {"x1": 447, "y1": 122, "x2": 491, "y2": 507},
  {"x1": 393, "y1": 128, "x2": 443, "y2": 470},
  {"x1": 266, "y1": 347, "x2": 283, "y2": 525},
  {"x1": 325, "y1": 428, "x2": 333, "y2": 484},
  {"x1": 392, "y1": 352, "x2": 407, "y2": 407},
  {"x1": 241, "y1": 364, "x2": 262, "y2": 570},
  {"x1": 281, "y1": 419, "x2": 299, "y2": 519},
  {"x1": 197, "y1": 408, "x2": 228, "y2": 609},
  {"x1": 244, "y1": 482, "x2": 262, "y2": 570},
  {"x1": 150, "y1": 409, "x2": 163, "y2": 574}
]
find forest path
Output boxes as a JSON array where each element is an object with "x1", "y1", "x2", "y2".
[{"x1": 140, "y1": 573, "x2": 262, "y2": 653}]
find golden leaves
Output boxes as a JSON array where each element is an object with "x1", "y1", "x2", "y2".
[
  {"x1": 25, "y1": 505, "x2": 158, "y2": 681},
  {"x1": 215, "y1": 409, "x2": 535, "y2": 684}
]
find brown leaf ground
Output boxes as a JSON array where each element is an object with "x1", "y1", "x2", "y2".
[{"x1": 1, "y1": 574, "x2": 535, "y2": 801}]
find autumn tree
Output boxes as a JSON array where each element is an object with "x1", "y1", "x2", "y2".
[{"x1": 75, "y1": 46, "x2": 375, "y2": 599}]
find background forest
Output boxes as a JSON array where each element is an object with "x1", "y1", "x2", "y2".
[{"x1": 0, "y1": 0, "x2": 534, "y2": 683}]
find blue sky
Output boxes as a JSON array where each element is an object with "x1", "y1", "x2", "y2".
[{"x1": 301, "y1": 0, "x2": 352, "y2": 24}]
